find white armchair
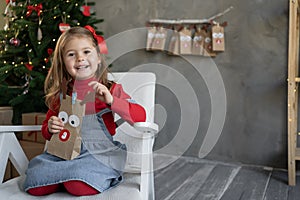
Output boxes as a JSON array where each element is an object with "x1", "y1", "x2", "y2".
[{"x1": 0, "y1": 72, "x2": 158, "y2": 200}]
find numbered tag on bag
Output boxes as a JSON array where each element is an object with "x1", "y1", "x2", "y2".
[
  {"x1": 179, "y1": 27, "x2": 192, "y2": 55},
  {"x1": 212, "y1": 24, "x2": 225, "y2": 52}
]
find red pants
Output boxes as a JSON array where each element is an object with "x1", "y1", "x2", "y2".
[{"x1": 27, "y1": 180, "x2": 100, "y2": 196}]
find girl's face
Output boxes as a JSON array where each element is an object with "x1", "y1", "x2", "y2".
[{"x1": 63, "y1": 36, "x2": 101, "y2": 80}]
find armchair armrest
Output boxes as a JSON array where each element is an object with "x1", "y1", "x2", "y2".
[
  {"x1": 0, "y1": 125, "x2": 42, "y2": 132},
  {"x1": 133, "y1": 122, "x2": 159, "y2": 135},
  {"x1": 0, "y1": 125, "x2": 43, "y2": 182},
  {"x1": 133, "y1": 122, "x2": 158, "y2": 200}
]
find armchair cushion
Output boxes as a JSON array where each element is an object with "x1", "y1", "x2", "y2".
[{"x1": 1, "y1": 174, "x2": 141, "y2": 200}]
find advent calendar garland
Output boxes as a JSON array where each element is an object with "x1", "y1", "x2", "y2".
[
  {"x1": 146, "y1": 6, "x2": 232, "y2": 57},
  {"x1": 146, "y1": 22, "x2": 226, "y2": 57}
]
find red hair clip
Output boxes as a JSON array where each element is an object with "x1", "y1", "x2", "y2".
[{"x1": 84, "y1": 25, "x2": 108, "y2": 54}]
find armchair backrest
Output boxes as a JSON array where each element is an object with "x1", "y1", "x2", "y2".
[
  {"x1": 108, "y1": 72, "x2": 156, "y2": 123},
  {"x1": 108, "y1": 72, "x2": 156, "y2": 172}
]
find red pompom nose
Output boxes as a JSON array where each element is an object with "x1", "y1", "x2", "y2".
[{"x1": 59, "y1": 129, "x2": 71, "y2": 142}]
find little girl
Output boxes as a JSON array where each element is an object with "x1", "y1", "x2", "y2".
[{"x1": 23, "y1": 26, "x2": 146, "y2": 196}]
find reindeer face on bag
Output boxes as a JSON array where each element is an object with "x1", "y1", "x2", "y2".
[
  {"x1": 58, "y1": 95, "x2": 85, "y2": 143},
  {"x1": 47, "y1": 94, "x2": 86, "y2": 160},
  {"x1": 212, "y1": 25, "x2": 225, "y2": 52},
  {"x1": 179, "y1": 27, "x2": 192, "y2": 55}
]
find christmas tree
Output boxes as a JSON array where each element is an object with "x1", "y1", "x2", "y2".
[{"x1": 0, "y1": 0, "x2": 103, "y2": 124}]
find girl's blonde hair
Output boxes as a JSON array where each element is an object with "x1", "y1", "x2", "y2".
[{"x1": 44, "y1": 26, "x2": 111, "y2": 111}]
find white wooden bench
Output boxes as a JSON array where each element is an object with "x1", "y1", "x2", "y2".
[{"x1": 0, "y1": 72, "x2": 158, "y2": 200}]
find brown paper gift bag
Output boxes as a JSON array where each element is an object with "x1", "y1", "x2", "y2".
[
  {"x1": 179, "y1": 27, "x2": 192, "y2": 55},
  {"x1": 146, "y1": 26, "x2": 156, "y2": 51},
  {"x1": 212, "y1": 24, "x2": 225, "y2": 51},
  {"x1": 168, "y1": 30, "x2": 180, "y2": 55},
  {"x1": 47, "y1": 95, "x2": 85, "y2": 160},
  {"x1": 203, "y1": 30, "x2": 216, "y2": 57},
  {"x1": 151, "y1": 27, "x2": 167, "y2": 51},
  {"x1": 192, "y1": 28, "x2": 205, "y2": 56}
]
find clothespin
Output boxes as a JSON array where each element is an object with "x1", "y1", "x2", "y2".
[{"x1": 72, "y1": 92, "x2": 77, "y2": 105}]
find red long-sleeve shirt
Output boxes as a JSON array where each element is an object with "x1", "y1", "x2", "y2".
[{"x1": 42, "y1": 79, "x2": 146, "y2": 140}]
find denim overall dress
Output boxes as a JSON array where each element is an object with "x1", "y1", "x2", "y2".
[{"x1": 23, "y1": 108, "x2": 127, "y2": 193}]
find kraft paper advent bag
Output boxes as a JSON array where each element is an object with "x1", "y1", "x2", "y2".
[
  {"x1": 47, "y1": 95, "x2": 85, "y2": 160},
  {"x1": 168, "y1": 30, "x2": 180, "y2": 55},
  {"x1": 146, "y1": 26, "x2": 156, "y2": 51},
  {"x1": 179, "y1": 27, "x2": 192, "y2": 55},
  {"x1": 192, "y1": 28, "x2": 205, "y2": 56},
  {"x1": 151, "y1": 27, "x2": 167, "y2": 51},
  {"x1": 212, "y1": 24, "x2": 225, "y2": 52},
  {"x1": 203, "y1": 30, "x2": 216, "y2": 57}
]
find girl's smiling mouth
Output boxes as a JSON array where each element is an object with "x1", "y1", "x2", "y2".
[{"x1": 75, "y1": 65, "x2": 89, "y2": 70}]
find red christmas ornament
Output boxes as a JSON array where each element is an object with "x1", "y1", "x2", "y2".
[
  {"x1": 59, "y1": 23, "x2": 71, "y2": 33},
  {"x1": 45, "y1": 48, "x2": 54, "y2": 63},
  {"x1": 9, "y1": 37, "x2": 20, "y2": 46},
  {"x1": 25, "y1": 63, "x2": 33, "y2": 71},
  {"x1": 81, "y1": 5, "x2": 91, "y2": 16},
  {"x1": 47, "y1": 48, "x2": 53, "y2": 56}
]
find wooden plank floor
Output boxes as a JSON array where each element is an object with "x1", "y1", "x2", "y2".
[{"x1": 154, "y1": 156, "x2": 300, "y2": 200}]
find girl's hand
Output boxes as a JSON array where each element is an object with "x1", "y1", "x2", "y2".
[
  {"x1": 88, "y1": 81, "x2": 113, "y2": 105},
  {"x1": 48, "y1": 116, "x2": 64, "y2": 134}
]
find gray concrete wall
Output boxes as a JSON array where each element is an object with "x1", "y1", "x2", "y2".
[{"x1": 95, "y1": 0, "x2": 288, "y2": 168}]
